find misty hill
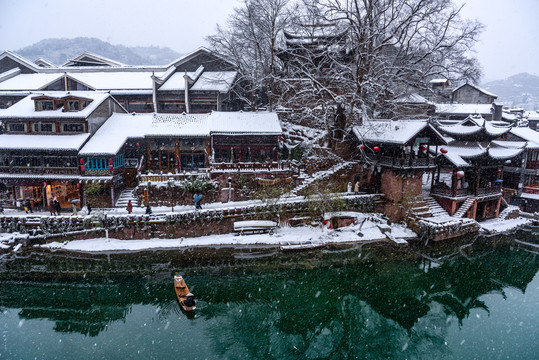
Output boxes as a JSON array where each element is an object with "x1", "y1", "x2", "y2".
[
  {"x1": 15, "y1": 37, "x2": 182, "y2": 66},
  {"x1": 483, "y1": 73, "x2": 539, "y2": 110}
]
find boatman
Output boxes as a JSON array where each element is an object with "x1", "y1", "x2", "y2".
[{"x1": 184, "y1": 293, "x2": 196, "y2": 307}]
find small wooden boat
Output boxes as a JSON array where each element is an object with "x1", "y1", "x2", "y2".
[
  {"x1": 280, "y1": 240, "x2": 326, "y2": 252},
  {"x1": 174, "y1": 275, "x2": 196, "y2": 311}
]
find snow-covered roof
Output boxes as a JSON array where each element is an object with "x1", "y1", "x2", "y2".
[
  {"x1": 0, "y1": 50, "x2": 41, "y2": 72},
  {"x1": 452, "y1": 83, "x2": 497, "y2": 98},
  {"x1": 190, "y1": 71, "x2": 237, "y2": 92},
  {"x1": 510, "y1": 127, "x2": 539, "y2": 147},
  {"x1": 34, "y1": 58, "x2": 55, "y2": 68},
  {"x1": 524, "y1": 111, "x2": 539, "y2": 121},
  {"x1": 210, "y1": 111, "x2": 281, "y2": 135},
  {"x1": 0, "y1": 68, "x2": 22, "y2": 82},
  {"x1": 394, "y1": 93, "x2": 433, "y2": 104},
  {"x1": 0, "y1": 133, "x2": 90, "y2": 151},
  {"x1": 0, "y1": 91, "x2": 112, "y2": 119},
  {"x1": 79, "y1": 111, "x2": 282, "y2": 156},
  {"x1": 439, "y1": 142, "x2": 523, "y2": 167},
  {"x1": 352, "y1": 119, "x2": 429, "y2": 145},
  {"x1": 0, "y1": 73, "x2": 64, "y2": 91},
  {"x1": 68, "y1": 71, "x2": 162, "y2": 90},
  {"x1": 62, "y1": 51, "x2": 126, "y2": 67},
  {"x1": 430, "y1": 79, "x2": 449, "y2": 85},
  {"x1": 158, "y1": 70, "x2": 237, "y2": 92},
  {"x1": 158, "y1": 72, "x2": 197, "y2": 91},
  {"x1": 434, "y1": 103, "x2": 493, "y2": 115},
  {"x1": 436, "y1": 115, "x2": 511, "y2": 138}
]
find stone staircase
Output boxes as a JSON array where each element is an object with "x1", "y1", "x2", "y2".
[
  {"x1": 115, "y1": 188, "x2": 139, "y2": 208},
  {"x1": 422, "y1": 195, "x2": 451, "y2": 218},
  {"x1": 287, "y1": 161, "x2": 355, "y2": 197},
  {"x1": 453, "y1": 197, "x2": 475, "y2": 218},
  {"x1": 410, "y1": 194, "x2": 479, "y2": 241}
]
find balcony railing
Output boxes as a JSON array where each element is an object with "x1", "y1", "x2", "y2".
[
  {"x1": 210, "y1": 161, "x2": 293, "y2": 173},
  {"x1": 431, "y1": 183, "x2": 502, "y2": 198},
  {"x1": 139, "y1": 171, "x2": 210, "y2": 183},
  {"x1": 369, "y1": 156, "x2": 437, "y2": 169},
  {"x1": 0, "y1": 166, "x2": 79, "y2": 175}
]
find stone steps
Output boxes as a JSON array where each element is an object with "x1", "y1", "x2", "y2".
[{"x1": 116, "y1": 188, "x2": 139, "y2": 208}]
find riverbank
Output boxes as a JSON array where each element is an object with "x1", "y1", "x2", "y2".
[{"x1": 36, "y1": 213, "x2": 416, "y2": 253}]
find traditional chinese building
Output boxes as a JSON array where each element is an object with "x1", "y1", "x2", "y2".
[
  {"x1": 0, "y1": 48, "x2": 241, "y2": 114},
  {"x1": 430, "y1": 115, "x2": 521, "y2": 220},
  {"x1": 0, "y1": 91, "x2": 126, "y2": 209},
  {"x1": 351, "y1": 119, "x2": 446, "y2": 202}
]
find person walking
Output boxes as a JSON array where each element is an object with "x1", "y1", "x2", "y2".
[
  {"x1": 54, "y1": 197, "x2": 61, "y2": 215},
  {"x1": 87, "y1": 202, "x2": 92, "y2": 215},
  {"x1": 25, "y1": 199, "x2": 33, "y2": 214},
  {"x1": 127, "y1": 200, "x2": 133, "y2": 214},
  {"x1": 49, "y1": 200, "x2": 56, "y2": 216}
]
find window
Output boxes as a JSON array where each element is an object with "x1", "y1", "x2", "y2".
[
  {"x1": 36, "y1": 101, "x2": 54, "y2": 111},
  {"x1": 33, "y1": 123, "x2": 53, "y2": 132},
  {"x1": 8, "y1": 123, "x2": 25, "y2": 132},
  {"x1": 128, "y1": 101, "x2": 153, "y2": 112},
  {"x1": 63, "y1": 123, "x2": 84, "y2": 132},
  {"x1": 158, "y1": 101, "x2": 186, "y2": 113},
  {"x1": 67, "y1": 101, "x2": 79, "y2": 111}
]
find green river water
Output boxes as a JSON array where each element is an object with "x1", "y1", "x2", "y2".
[{"x1": 1, "y1": 228, "x2": 538, "y2": 359}]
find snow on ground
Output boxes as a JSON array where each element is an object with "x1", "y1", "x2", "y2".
[
  {"x1": 479, "y1": 217, "x2": 532, "y2": 233},
  {"x1": 39, "y1": 215, "x2": 394, "y2": 253}
]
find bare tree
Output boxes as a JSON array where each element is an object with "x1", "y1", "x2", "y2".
[
  {"x1": 278, "y1": 0, "x2": 483, "y2": 127},
  {"x1": 206, "y1": 0, "x2": 291, "y2": 111}
]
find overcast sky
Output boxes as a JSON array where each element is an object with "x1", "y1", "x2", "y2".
[{"x1": 0, "y1": 0, "x2": 537, "y2": 82}]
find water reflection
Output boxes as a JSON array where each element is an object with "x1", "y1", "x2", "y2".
[{"x1": 0, "y1": 231, "x2": 538, "y2": 359}]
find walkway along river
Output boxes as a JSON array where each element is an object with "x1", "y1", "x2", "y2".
[{"x1": 1, "y1": 226, "x2": 538, "y2": 359}]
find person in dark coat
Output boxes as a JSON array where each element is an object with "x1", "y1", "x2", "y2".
[
  {"x1": 184, "y1": 293, "x2": 196, "y2": 307},
  {"x1": 25, "y1": 199, "x2": 33, "y2": 214},
  {"x1": 87, "y1": 202, "x2": 92, "y2": 215},
  {"x1": 145, "y1": 205, "x2": 152, "y2": 215},
  {"x1": 49, "y1": 200, "x2": 57, "y2": 216},
  {"x1": 54, "y1": 197, "x2": 61, "y2": 214},
  {"x1": 127, "y1": 200, "x2": 133, "y2": 214}
]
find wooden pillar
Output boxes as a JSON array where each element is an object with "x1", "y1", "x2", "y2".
[
  {"x1": 175, "y1": 139, "x2": 180, "y2": 173},
  {"x1": 110, "y1": 185, "x2": 115, "y2": 208},
  {"x1": 452, "y1": 167, "x2": 457, "y2": 197},
  {"x1": 475, "y1": 164, "x2": 480, "y2": 196},
  {"x1": 495, "y1": 196, "x2": 502, "y2": 218},
  {"x1": 146, "y1": 139, "x2": 151, "y2": 171}
]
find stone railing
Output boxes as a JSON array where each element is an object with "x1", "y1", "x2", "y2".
[{"x1": 210, "y1": 161, "x2": 293, "y2": 173}]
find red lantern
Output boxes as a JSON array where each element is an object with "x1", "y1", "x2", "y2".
[
  {"x1": 136, "y1": 142, "x2": 140, "y2": 147},
  {"x1": 420, "y1": 145, "x2": 427, "y2": 151},
  {"x1": 456, "y1": 170, "x2": 465, "y2": 178},
  {"x1": 109, "y1": 165, "x2": 113, "y2": 172},
  {"x1": 79, "y1": 158, "x2": 84, "y2": 165},
  {"x1": 358, "y1": 144, "x2": 365, "y2": 150},
  {"x1": 109, "y1": 158, "x2": 113, "y2": 165},
  {"x1": 440, "y1": 148, "x2": 448, "y2": 154},
  {"x1": 76, "y1": 183, "x2": 81, "y2": 189},
  {"x1": 373, "y1": 146, "x2": 380, "y2": 152},
  {"x1": 80, "y1": 165, "x2": 85, "y2": 172},
  {"x1": 496, "y1": 169, "x2": 502, "y2": 174}
]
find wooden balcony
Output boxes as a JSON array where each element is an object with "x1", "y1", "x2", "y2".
[
  {"x1": 368, "y1": 155, "x2": 437, "y2": 170},
  {"x1": 431, "y1": 183, "x2": 502, "y2": 199},
  {"x1": 209, "y1": 161, "x2": 294, "y2": 173},
  {"x1": 0, "y1": 166, "x2": 79, "y2": 175}
]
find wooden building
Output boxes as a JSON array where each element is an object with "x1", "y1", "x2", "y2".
[
  {"x1": 0, "y1": 91, "x2": 126, "y2": 209},
  {"x1": 0, "y1": 48, "x2": 241, "y2": 114},
  {"x1": 430, "y1": 115, "x2": 520, "y2": 220}
]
